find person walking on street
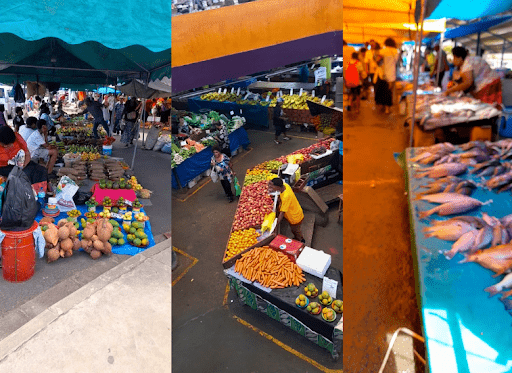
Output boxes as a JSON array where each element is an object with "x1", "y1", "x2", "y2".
[
  {"x1": 273, "y1": 98, "x2": 290, "y2": 144},
  {"x1": 113, "y1": 97, "x2": 125, "y2": 135},
  {"x1": 121, "y1": 97, "x2": 141, "y2": 147},
  {"x1": 268, "y1": 177, "x2": 305, "y2": 243},
  {"x1": 211, "y1": 146, "x2": 236, "y2": 203},
  {"x1": 82, "y1": 97, "x2": 110, "y2": 139},
  {"x1": 13, "y1": 107, "x2": 25, "y2": 132},
  {"x1": 213, "y1": 121, "x2": 231, "y2": 157}
]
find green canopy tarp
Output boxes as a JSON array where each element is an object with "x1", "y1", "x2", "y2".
[{"x1": 0, "y1": 1, "x2": 171, "y2": 86}]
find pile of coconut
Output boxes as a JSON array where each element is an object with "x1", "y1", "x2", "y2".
[{"x1": 41, "y1": 217, "x2": 113, "y2": 262}]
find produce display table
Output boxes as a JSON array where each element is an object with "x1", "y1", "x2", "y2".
[
  {"x1": 171, "y1": 127, "x2": 250, "y2": 189},
  {"x1": 35, "y1": 205, "x2": 156, "y2": 256},
  {"x1": 225, "y1": 266, "x2": 343, "y2": 360},
  {"x1": 398, "y1": 149, "x2": 512, "y2": 373},
  {"x1": 188, "y1": 97, "x2": 270, "y2": 128}
]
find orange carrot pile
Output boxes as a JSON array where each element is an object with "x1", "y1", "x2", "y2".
[{"x1": 234, "y1": 246, "x2": 306, "y2": 289}]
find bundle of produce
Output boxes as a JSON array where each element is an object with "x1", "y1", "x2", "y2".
[
  {"x1": 123, "y1": 220, "x2": 150, "y2": 247},
  {"x1": 184, "y1": 138, "x2": 205, "y2": 153},
  {"x1": 42, "y1": 219, "x2": 82, "y2": 263},
  {"x1": 137, "y1": 188, "x2": 152, "y2": 199},
  {"x1": 127, "y1": 176, "x2": 143, "y2": 192},
  {"x1": 274, "y1": 139, "x2": 332, "y2": 164},
  {"x1": 232, "y1": 181, "x2": 273, "y2": 231},
  {"x1": 107, "y1": 220, "x2": 126, "y2": 246},
  {"x1": 243, "y1": 170, "x2": 275, "y2": 186},
  {"x1": 104, "y1": 159, "x2": 125, "y2": 181},
  {"x1": 172, "y1": 152, "x2": 184, "y2": 168},
  {"x1": 80, "y1": 218, "x2": 114, "y2": 259},
  {"x1": 89, "y1": 159, "x2": 106, "y2": 180},
  {"x1": 71, "y1": 159, "x2": 88, "y2": 180},
  {"x1": 234, "y1": 246, "x2": 306, "y2": 288},
  {"x1": 224, "y1": 228, "x2": 260, "y2": 261},
  {"x1": 200, "y1": 137, "x2": 217, "y2": 148},
  {"x1": 265, "y1": 160, "x2": 283, "y2": 171}
]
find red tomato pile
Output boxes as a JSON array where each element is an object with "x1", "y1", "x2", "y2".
[
  {"x1": 275, "y1": 139, "x2": 332, "y2": 164},
  {"x1": 232, "y1": 180, "x2": 273, "y2": 231}
]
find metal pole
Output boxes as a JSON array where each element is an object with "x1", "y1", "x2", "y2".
[
  {"x1": 436, "y1": 32, "x2": 445, "y2": 88},
  {"x1": 476, "y1": 32, "x2": 481, "y2": 56},
  {"x1": 409, "y1": 0, "x2": 427, "y2": 148},
  {"x1": 502, "y1": 41, "x2": 506, "y2": 68}
]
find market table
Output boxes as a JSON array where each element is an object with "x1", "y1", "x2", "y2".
[
  {"x1": 35, "y1": 205, "x2": 156, "y2": 256},
  {"x1": 188, "y1": 97, "x2": 270, "y2": 128},
  {"x1": 224, "y1": 265, "x2": 343, "y2": 360},
  {"x1": 398, "y1": 149, "x2": 512, "y2": 373},
  {"x1": 171, "y1": 127, "x2": 250, "y2": 189}
]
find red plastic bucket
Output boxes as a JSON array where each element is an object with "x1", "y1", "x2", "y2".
[{"x1": 1, "y1": 221, "x2": 38, "y2": 283}]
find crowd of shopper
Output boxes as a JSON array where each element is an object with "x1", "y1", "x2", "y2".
[{"x1": 344, "y1": 38, "x2": 503, "y2": 114}]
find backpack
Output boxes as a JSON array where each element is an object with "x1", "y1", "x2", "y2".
[{"x1": 345, "y1": 62, "x2": 360, "y2": 88}]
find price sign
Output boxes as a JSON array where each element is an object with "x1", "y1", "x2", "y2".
[
  {"x1": 231, "y1": 87, "x2": 234, "y2": 94},
  {"x1": 218, "y1": 88, "x2": 222, "y2": 94},
  {"x1": 290, "y1": 88, "x2": 293, "y2": 96},
  {"x1": 244, "y1": 93, "x2": 250, "y2": 100},
  {"x1": 206, "y1": 130, "x2": 210, "y2": 134},
  {"x1": 299, "y1": 88, "x2": 303, "y2": 96},
  {"x1": 111, "y1": 213, "x2": 123, "y2": 219},
  {"x1": 240, "y1": 109, "x2": 243, "y2": 114},
  {"x1": 125, "y1": 199, "x2": 133, "y2": 206},
  {"x1": 237, "y1": 87, "x2": 241, "y2": 95},
  {"x1": 322, "y1": 277, "x2": 338, "y2": 299},
  {"x1": 321, "y1": 95, "x2": 326, "y2": 103},
  {"x1": 230, "y1": 111, "x2": 234, "y2": 115},
  {"x1": 180, "y1": 141, "x2": 187, "y2": 147},
  {"x1": 265, "y1": 95, "x2": 270, "y2": 102},
  {"x1": 312, "y1": 90, "x2": 315, "y2": 97},
  {"x1": 223, "y1": 88, "x2": 228, "y2": 94}
]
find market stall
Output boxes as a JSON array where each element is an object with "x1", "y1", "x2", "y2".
[
  {"x1": 406, "y1": 95, "x2": 502, "y2": 146},
  {"x1": 170, "y1": 110, "x2": 250, "y2": 189},
  {"x1": 188, "y1": 90, "x2": 336, "y2": 129},
  {"x1": 397, "y1": 140, "x2": 512, "y2": 372},
  {"x1": 221, "y1": 138, "x2": 342, "y2": 359}
]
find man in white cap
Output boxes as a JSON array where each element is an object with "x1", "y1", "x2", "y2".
[{"x1": 273, "y1": 98, "x2": 290, "y2": 144}]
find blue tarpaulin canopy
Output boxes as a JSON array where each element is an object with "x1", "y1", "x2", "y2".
[
  {"x1": 431, "y1": 16, "x2": 512, "y2": 42},
  {"x1": 417, "y1": 0, "x2": 512, "y2": 22}
]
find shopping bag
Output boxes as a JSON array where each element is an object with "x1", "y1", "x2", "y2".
[
  {"x1": 234, "y1": 176, "x2": 242, "y2": 196},
  {"x1": 55, "y1": 176, "x2": 79, "y2": 212},
  {"x1": 211, "y1": 167, "x2": 219, "y2": 183}
]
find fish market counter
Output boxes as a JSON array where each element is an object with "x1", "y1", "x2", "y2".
[
  {"x1": 399, "y1": 148, "x2": 512, "y2": 373},
  {"x1": 224, "y1": 265, "x2": 343, "y2": 360}
]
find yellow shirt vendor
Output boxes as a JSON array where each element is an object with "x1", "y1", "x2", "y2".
[{"x1": 268, "y1": 177, "x2": 305, "y2": 242}]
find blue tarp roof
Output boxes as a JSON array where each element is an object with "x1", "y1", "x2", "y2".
[
  {"x1": 438, "y1": 16, "x2": 512, "y2": 41},
  {"x1": 427, "y1": 0, "x2": 512, "y2": 21}
]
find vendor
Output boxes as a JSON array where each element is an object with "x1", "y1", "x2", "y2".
[
  {"x1": 268, "y1": 177, "x2": 305, "y2": 243},
  {"x1": 0, "y1": 126, "x2": 51, "y2": 190},
  {"x1": 444, "y1": 46, "x2": 502, "y2": 106}
]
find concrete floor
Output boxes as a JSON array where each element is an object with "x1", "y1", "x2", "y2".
[
  {"x1": 0, "y1": 135, "x2": 171, "y2": 336},
  {"x1": 343, "y1": 99, "x2": 425, "y2": 373},
  {"x1": 172, "y1": 128, "x2": 342, "y2": 372}
]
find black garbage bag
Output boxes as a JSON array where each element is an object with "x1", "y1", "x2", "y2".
[
  {"x1": 73, "y1": 191, "x2": 93, "y2": 205},
  {"x1": 0, "y1": 166, "x2": 39, "y2": 231}
]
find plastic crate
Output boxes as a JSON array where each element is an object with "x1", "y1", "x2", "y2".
[{"x1": 500, "y1": 107, "x2": 512, "y2": 138}]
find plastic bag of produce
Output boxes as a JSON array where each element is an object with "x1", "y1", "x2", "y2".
[
  {"x1": 144, "y1": 127, "x2": 160, "y2": 150},
  {"x1": 233, "y1": 177, "x2": 242, "y2": 196},
  {"x1": 54, "y1": 176, "x2": 79, "y2": 213},
  {"x1": 153, "y1": 139, "x2": 165, "y2": 152},
  {"x1": 161, "y1": 143, "x2": 174, "y2": 154},
  {"x1": 0, "y1": 166, "x2": 39, "y2": 231}
]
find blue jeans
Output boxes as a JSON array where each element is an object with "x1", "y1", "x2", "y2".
[{"x1": 93, "y1": 119, "x2": 110, "y2": 139}]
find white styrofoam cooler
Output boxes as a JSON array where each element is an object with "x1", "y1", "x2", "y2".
[{"x1": 296, "y1": 246, "x2": 331, "y2": 278}]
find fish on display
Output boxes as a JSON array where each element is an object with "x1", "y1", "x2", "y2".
[
  {"x1": 429, "y1": 216, "x2": 485, "y2": 229},
  {"x1": 461, "y1": 244, "x2": 512, "y2": 277},
  {"x1": 445, "y1": 229, "x2": 479, "y2": 259},
  {"x1": 418, "y1": 198, "x2": 491, "y2": 219},
  {"x1": 486, "y1": 171, "x2": 512, "y2": 190},
  {"x1": 424, "y1": 221, "x2": 475, "y2": 241},
  {"x1": 418, "y1": 192, "x2": 480, "y2": 204},
  {"x1": 471, "y1": 225, "x2": 493, "y2": 252},
  {"x1": 484, "y1": 273, "x2": 512, "y2": 298},
  {"x1": 415, "y1": 163, "x2": 468, "y2": 179},
  {"x1": 470, "y1": 159, "x2": 501, "y2": 174}
]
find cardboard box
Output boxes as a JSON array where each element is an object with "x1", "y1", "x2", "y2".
[{"x1": 296, "y1": 246, "x2": 331, "y2": 278}]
